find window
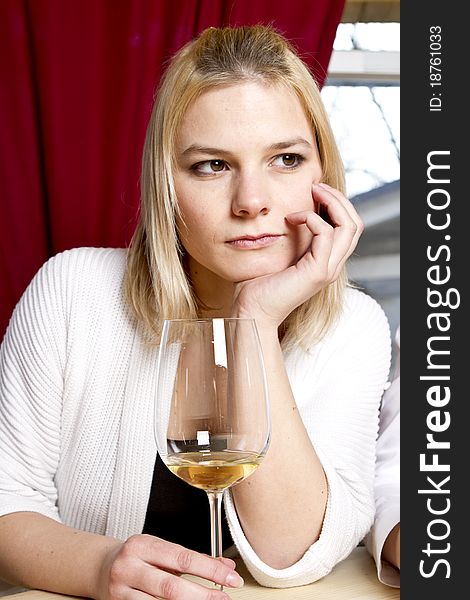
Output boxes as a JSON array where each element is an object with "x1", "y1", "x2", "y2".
[{"x1": 322, "y1": 23, "x2": 400, "y2": 198}]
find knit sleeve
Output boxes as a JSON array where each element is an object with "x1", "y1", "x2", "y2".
[
  {"x1": 365, "y1": 327, "x2": 400, "y2": 587},
  {"x1": 0, "y1": 253, "x2": 68, "y2": 522},
  {"x1": 223, "y1": 289, "x2": 392, "y2": 587}
]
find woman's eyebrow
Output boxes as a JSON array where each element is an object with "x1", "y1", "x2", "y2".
[
  {"x1": 180, "y1": 137, "x2": 313, "y2": 158},
  {"x1": 268, "y1": 138, "x2": 313, "y2": 151}
]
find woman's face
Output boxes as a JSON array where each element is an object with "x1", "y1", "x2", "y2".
[{"x1": 173, "y1": 81, "x2": 322, "y2": 285}]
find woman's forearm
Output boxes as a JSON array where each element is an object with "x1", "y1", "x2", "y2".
[
  {"x1": 0, "y1": 512, "x2": 120, "y2": 597},
  {"x1": 231, "y1": 324, "x2": 327, "y2": 569}
]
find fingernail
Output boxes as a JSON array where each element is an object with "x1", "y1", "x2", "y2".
[{"x1": 225, "y1": 571, "x2": 244, "y2": 588}]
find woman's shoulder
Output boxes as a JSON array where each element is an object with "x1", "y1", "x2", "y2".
[
  {"x1": 319, "y1": 287, "x2": 391, "y2": 353},
  {"x1": 45, "y1": 247, "x2": 127, "y2": 276},
  {"x1": 342, "y1": 287, "x2": 390, "y2": 330},
  {"x1": 20, "y1": 247, "x2": 129, "y2": 318},
  {"x1": 13, "y1": 247, "x2": 127, "y2": 302},
  {"x1": 47, "y1": 247, "x2": 129, "y2": 308},
  {"x1": 3, "y1": 248, "x2": 133, "y2": 363}
]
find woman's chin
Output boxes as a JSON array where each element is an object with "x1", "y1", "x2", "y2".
[{"x1": 224, "y1": 261, "x2": 291, "y2": 283}]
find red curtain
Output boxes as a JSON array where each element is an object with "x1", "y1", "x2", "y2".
[{"x1": 0, "y1": 0, "x2": 345, "y2": 339}]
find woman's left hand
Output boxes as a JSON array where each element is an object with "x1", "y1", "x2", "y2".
[{"x1": 232, "y1": 182, "x2": 363, "y2": 328}]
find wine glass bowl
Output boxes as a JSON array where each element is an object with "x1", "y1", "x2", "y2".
[{"x1": 154, "y1": 318, "x2": 271, "y2": 574}]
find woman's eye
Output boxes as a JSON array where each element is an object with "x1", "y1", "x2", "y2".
[
  {"x1": 191, "y1": 160, "x2": 226, "y2": 175},
  {"x1": 190, "y1": 154, "x2": 305, "y2": 175},
  {"x1": 272, "y1": 154, "x2": 305, "y2": 169}
]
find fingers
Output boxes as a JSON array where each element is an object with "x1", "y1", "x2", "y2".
[
  {"x1": 316, "y1": 183, "x2": 364, "y2": 268},
  {"x1": 134, "y1": 564, "x2": 231, "y2": 600},
  {"x1": 285, "y1": 211, "x2": 334, "y2": 281},
  {"x1": 317, "y1": 182, "x2": 362, "y2": 227},
  {"x1": 144, "y1": 537, "x2": 243, "y2": 587},
  {"x1": 110, "y1": 536, "x2": 242, "y2": 600},
  {"x1": 217, "y1": 556, "x2": 237, "y2": 569},
  {"x1": 286, "y1": 184, "x2": 363, "y2": 282},
  {"x1": 314, "y1": 184, "x2": 360, "y2": 278}
]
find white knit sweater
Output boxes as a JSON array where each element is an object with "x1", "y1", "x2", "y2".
[{"x1": 0, "y1": 248, "x2": 391, "y2": 589}]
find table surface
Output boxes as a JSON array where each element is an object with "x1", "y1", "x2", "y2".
[{"x1": 10, "y1": 547, "x2": 399, "y2": 600}]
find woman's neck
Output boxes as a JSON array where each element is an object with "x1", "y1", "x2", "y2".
[{"x1": 184, "y1": 256, "x2": 236, "y2": 318}]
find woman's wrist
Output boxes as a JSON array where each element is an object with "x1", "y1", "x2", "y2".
[
  {"x1": 231, "y1": 310, "x2": 280, "y2": 342},
  {"x1": 231, "y1": 302, "x2": 280, "y2": 332},
  {"x1": 92, "y1": 537, "x2": 123, "y2": 599}
]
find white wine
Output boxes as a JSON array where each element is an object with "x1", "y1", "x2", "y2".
[{"x1": 167, "y1": 450, "x2": 262, "y2": 492}]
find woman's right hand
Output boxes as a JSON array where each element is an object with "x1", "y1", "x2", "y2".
[
  {"x1": 96, "y1": 534, "x2": 243, "y2": 600},
  {"x1": 231, "y1": 183, "x2": 363, "y2": 331}
]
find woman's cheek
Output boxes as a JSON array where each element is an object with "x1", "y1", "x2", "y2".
[{"x1": 288, "y1": 180, "x2": 316, "y2": 211}]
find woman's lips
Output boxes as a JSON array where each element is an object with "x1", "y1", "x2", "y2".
[{"x1": 225, "y1": 234, "x2": 283, "y2": 249}]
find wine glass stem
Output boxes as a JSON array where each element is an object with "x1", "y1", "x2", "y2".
[{"x1": 207, "y1": 491, "x2": 223, "y2": 590}]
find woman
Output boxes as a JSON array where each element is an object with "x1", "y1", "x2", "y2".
[{"x1": 0, "y1": 25, "x2": 391, "y2": 599}]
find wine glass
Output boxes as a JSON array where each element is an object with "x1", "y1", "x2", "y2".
[{"x1": 154, "y1": 318, "x2": 271, "y2": 588}]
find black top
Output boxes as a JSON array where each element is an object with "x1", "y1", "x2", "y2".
[{"x1": 142, "y1": 453, "x2": 234, "y2": 555}]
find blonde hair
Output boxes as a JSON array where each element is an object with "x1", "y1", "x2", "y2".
[{"x1": 126, "y1": 24, "x2": 348, "y2": 349}]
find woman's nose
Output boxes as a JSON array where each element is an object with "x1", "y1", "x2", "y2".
[{"x1": 231, "y1": 173, "x2": 271, "y2": 217}]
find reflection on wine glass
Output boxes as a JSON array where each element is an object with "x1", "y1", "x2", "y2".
[{"x1": 155, "y1": 318, "x2": 271, "y2": 589}]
